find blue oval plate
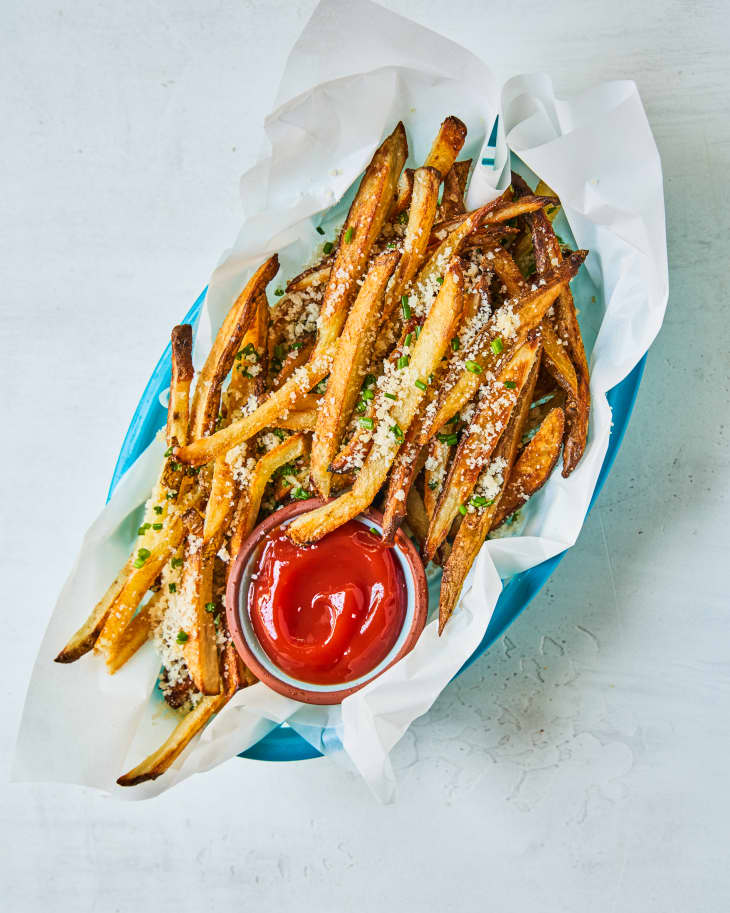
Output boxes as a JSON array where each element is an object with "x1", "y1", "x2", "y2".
[{"x1": 108, "y1": 288, "x2": 645, "y2": 763}]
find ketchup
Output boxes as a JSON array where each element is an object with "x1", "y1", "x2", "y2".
[{"x1": 247, "y1": 520, "x2": 407, "y2": 686}]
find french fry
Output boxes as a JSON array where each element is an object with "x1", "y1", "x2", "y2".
[
  {"x1": 227, "y1": 292, "x2": 269, "y2": 407},
  {"x1": 422, "y1": 334, "x2": 542, "y2": 562},
  {"x1": 438, "y1": 352, "x2": 539, "y2": 633},
  {"x1": 277, "y1": 408, "x2": 318, "y2": 432},
  {"x1": 105, "y1": 596, "x2": 156, "y2": 674},
  {"x1": 528, "y1": 208, "x2": 590, "y2": 476},
  {"x1": 167, "y1": 325, "x2": 194, "y2": 447},
  {"x1": 189, "y1": 255, "x2": 279, "y2": 439},
  {"x1": 311, "y1": 249, "x2": 400, "y2": 497},
  {"x1": 405, "y1": 486, "x2": 429, "y2": 550},
  {"x1": 229, "y1": 434, "x2": 309, "y2": 557},
  {"x1": 491, "y1": 407, "x2": 565, "y2": 529},
  {"x1": 381, "y1": 444, "x2": 427, "y2": 541},
  {"x1": 439, "y1": 159, "x2": 471, "y2": 220},
  {"x1": 424, "y1": 437, "x2": 452, "y2": 518},
  {"x1": 387, "y1": 167, "x2": 415, "y2": 219},
  {"x1": 489, "y1": 244, "x2": 578, "y2": 399},
  {"x1": 176, "y1": 350, "x2": 330, "y2": 466},
  {"x1": 272, "y1": 339, "x2": 315, "y2": 390},
  {"x1": 116, "y1": 691, "x2": 229, "y2": 786},
  {"x1": 54, "y1": 559, "x2": 134, "y2": 662},
  {"x1": 203, "y1": 456, "x2": 237, "y2": 543},
  {"x1": 315, "y1": 121, "x2": 407, "y2": 354},
  {"x1": 285, "y1": 260, "x2": 333, "y2": 294},
  {"x1": 424, "y1": 116, "x2": 467, "y2": 177},
  {"x1": 179, "y1": 510, "x2": 221, "y2": 695},
  {"x1": 287, "y1": 259, "x2": 464, "y2": 545},
  {"x1": 95, "y1": 515, "x2": 186, "y2": 659},
  {"x1": 381, "y1": 167, "x2": 440, "y2": 325}
]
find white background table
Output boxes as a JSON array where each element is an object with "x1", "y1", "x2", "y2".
[{"x1": 2, "y1": 1, "x2": 728, "y2": 910}]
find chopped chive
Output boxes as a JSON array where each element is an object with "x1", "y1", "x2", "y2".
[
  {"x1": 399, "y1": 211, "x2": 408, "y2": 224},
  {"x1": 166, "y1": 491, "x2": 176, "y2": 500},
  {"x1": 215, "y1": 414, "x2": 224, "y2": 429},
  {"x1": 458, "y1": 504, "x2": 467, "y2": 516},
  {"x1": 168, "y1": 582, "x2": 176, "y2": 594},
  {"x1": 437, "y1": 432, "x2": 458, "y2": 445},
  {"x1": 490, "y1": 337, "x2": 504, "y2": 355},
  {"x1": 153, "y1": 505, "x2": 163, "y2": 515},
  {"x1": 171, "y1": 557, "x2": 183, "y2": 569},
  {"x1": 315, "y1": 379, "x2": 328, "y2": 394},
  {"x1": 404, "y1": 333, "x2": 413, "y2": 347},
  {"x1": 273, "y1": 429, "x2": 287, "y2": 440},
  {"x1": 361, "y1": 388, "x2": 374, "y2": 401},
  {"x1": 390, "y1": 423, "x2": 404, "y2": 441},
  {"x1": 344, "y1": 227, "x2": 354, "y2": 243},
  {"x1": 152, "y1": 522, "x2": 163, "y2": 530},
  {"x1": 415, "y1": 325, "x2": 422, "y2": 338},
  {"x1": 243, "y1": 342, "x2": 256, "y2": 356},
  {"x1": 274, "y1": 288, "x2": 284, "y2": 297},
  {"x1": 384, "y1": 392, "x2": 397, "y2": 401},
  {"x1": 364, "y1": 373, "x2": 376, "y2": 388},
  {"x1": 370, "y1": 527, "x2": 381, "y2": 536},
  {"x1": 187, "y1": 467, "x2": 200, "y2": 477},
  {"x1": 234, "y1": 350, "x2": 244, "y2": 361},
  {"x1": 204, "y1": 602, "x2": 216, "y2": 614},
  {"x1": 437, "y1": 276, "x2": 444, "y2": 285},
  {"x1": 470, "y1": 495, "x2": 488, "y2": 507},
  {"x1": 316, "y1": 225, "x2": 325, "y2": 235},
  {"x1": 401, "y1": 296, "x2": 411, "y2": 319},
  {"x1": 292, "y1": 486, "x2": 309, "y2": 500},
  {"x1": 359, "y1": 417, "x2": 374, "y2": 429},
  {"x1": 322, "y1": 241, "x2": 333, "y2": 254},
  {"x1": 164, "y1": 446, "x2": 173, "y2": 457},
  {"x1": 428, "y1": 372, "x2": 435, "y2": 383},
  {"x1": 137, "y1": 548, "x2": 151, "y2": 560},
  {"x1": 414, "y1": 379, "x2": 427, "y2": 391},
  {"x1": 428, "y1": 480, "x2": 438, "y2": 491},
  {"x1": 465, "y1": 360, "x2": 482, "y2": 374},
  {"x1": 176, "y1": 630, "x2": 189, "y2": 643},
  {"x1": 133, "y1": 558, "x2": 145, "y2": 568},
  {"x1": 386, "y1": 241, "x2": 397, "y2": 250},
  {"x1": 451, "y1": 336, "x2": 460, "y2": 351},
  {"x1": 289, "y1": 341, "x2": 303, "y2": 351},
  {"x1": 170, "y1": 461, "x2": 181, "y2": 472},
  {"x1": 397, "y1": 355, "x2": 409, "y2": 370},
  {"x1": 504, "y1": 380, "x2": 517, "y2": 389},
  {"x1": 355, "y1": 401, "x2": 366, "y2": 414}
]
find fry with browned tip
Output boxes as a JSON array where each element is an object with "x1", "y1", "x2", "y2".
[
  {"x1": 188, "y1": 254, "x2": 279, "y2": 439},
  {"x1": 424, "y1": 115, "x2": 467, "y2": 177},
  {"x1": 438, "y1": 353, "x2": 540, "y2": 634},
  {"x1": 311, "y1": 249, "x2": 400, "y2": 498},
  {"x1": 167, "y1": 325, "x2": 194, "y2": 447}
]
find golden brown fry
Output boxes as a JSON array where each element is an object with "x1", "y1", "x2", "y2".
[
  {"x1": 105, "y1": 596, "x2": 157, "y2": 674},
  {"x1": 95, "y1": 515, "x2": 186, "y2": 659},
  {"x1": 381, "y1": 167, "x2": 440, "y2": 325},
  {"x1": 529, "y1": 211, "x2": 590, "y2": 476},
  {"x1": 228, "y1": 434, "x2": 309, "y2": 557},
  {"x1": 311, "y1": 250, "x2": 400, "y2": 498},
  {"x1": 438, "y1": 354, "x2": 539, "y2": 634},
  {"x1": 424, "y1": 116, "x2": 467, "y2": 177},
  {"x1": 276, "y1": 408, "x2": 318, "y2": 432},
  {"x1": 491, "y1": 407, "x2": 565, "y2": 529},
  {"x1": 423, "y1": 335, "x2": 542, "y2": 562},
  {"x1": 286, "y1": 260, "x2": 333, "y2": 294},
  {"x1": 405, "y1": 486, "x2": 429, "y2": 550},
  {"x1": 272, "y1": 339, "x2": 315, "y2": 390},
  {"x1": 179, "y1": 510, "x2": 220, "y2": 696},
  {"x1": 315, "y1": 121, "x2": 407, "y2": 354},
  {"x1": 227, "y1": 293, "x2": 269, "y2": 408},
  {"x1": 176, "y1": 350, "x2": 330, "y2": 466},
  {"x1": 439, "y1": 159, "x2": 471, "y2": 220},
  {"x1": 203, "y1": 456, "x2": 236, "y2": 543},
  {"x1": 387, "y1": 167, "x2": 415, "y2": 219},
  {"x1": 167, "y1": 325, "x2": 194, "y2": 447},
  {"x1": 189, "y1": 255, "x2": 279, "y2": 439},
  {"x1": 424, "y1": 437, "x2": 451, "y2": 519},
  {"x1": 381, "y1": 445, "x2": 427, "y2": 541},
  {"x1": 54, "y1": 559, "x2": 133, "y2": 663},
  {"x1": 116, "y1": 691, "x2": 229, "y2": 786},
  {"x1": 287, "y1": 260, "x2": 464, "y2": 545}
]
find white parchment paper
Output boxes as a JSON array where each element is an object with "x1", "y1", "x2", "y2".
[{"x1": 14, "y1": 0, "x2": 667, "y2": 802}]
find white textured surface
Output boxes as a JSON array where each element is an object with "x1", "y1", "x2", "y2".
[{"x1": 2, "y1": 1, "x2": 728, "y2": 910}]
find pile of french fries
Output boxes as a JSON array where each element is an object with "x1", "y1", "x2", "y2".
[{"x1": 55, "y1": 116, "x2": 590, "y2": 786}]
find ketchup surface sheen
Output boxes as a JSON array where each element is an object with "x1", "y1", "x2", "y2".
[{"x1": 248, "y1": 520, "x2": 407, "y2": 686}]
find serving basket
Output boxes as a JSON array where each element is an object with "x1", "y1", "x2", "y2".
[{"x1": 108, "y1": 289, "x2": 645, "y2": 763}]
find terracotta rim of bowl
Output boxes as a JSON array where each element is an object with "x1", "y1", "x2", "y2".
[{"x1": 225, "y1": 498, "x2": 428, "y2": 705}]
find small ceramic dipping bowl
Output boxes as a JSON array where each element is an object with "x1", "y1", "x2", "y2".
[{"x1": 225, "y1": 498, "x2": 428, "y2": 704}]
